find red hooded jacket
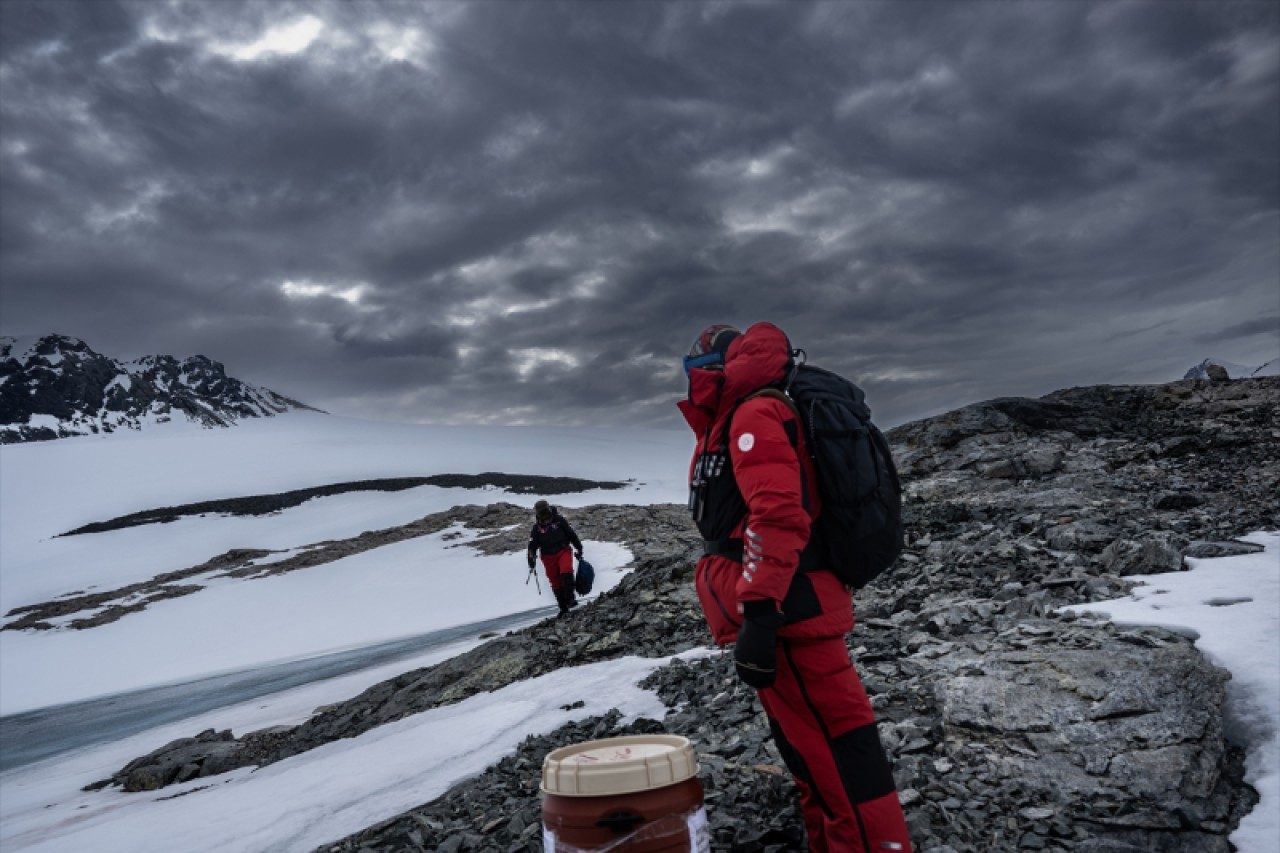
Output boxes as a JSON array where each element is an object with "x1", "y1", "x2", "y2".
[{"x1": 678, "y1": 323, "x2": 854, "y2": 644}]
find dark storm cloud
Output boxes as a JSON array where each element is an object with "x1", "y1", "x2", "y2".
[
  {"x1": 1200, "y1": 315, "x2": 1280, "y2": 343},
  {"x1": 1, "y1": 0, "x2": 1276, "y2": 429}
]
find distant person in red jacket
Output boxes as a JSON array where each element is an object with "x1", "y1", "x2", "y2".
[
  {"x1": 528, "y1": 500, "x2": 583, "y2": 618},
  {"x1": 679, "y1": 322, "x2": 913, "y2": 853}
]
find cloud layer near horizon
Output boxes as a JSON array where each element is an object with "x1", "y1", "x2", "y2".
[{"x1": 2, "y1": 0, "x2": 1277, "y2": 428}]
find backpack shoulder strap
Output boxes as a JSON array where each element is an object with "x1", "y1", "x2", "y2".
[
  {"x1": 742, "y1": 388, "x2": 802, "y2": 449},
  {"x1": 747, "y1": 387, "x2": 800, "y2": 416},
  {"x1": 717, "y1": 387, "x2": 803, "y2": 450}
]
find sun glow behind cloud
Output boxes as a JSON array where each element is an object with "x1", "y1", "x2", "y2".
[
  {"x1": 140, "y1": 12, "x2": 435, "y2": 69},
  {"x1": 281, "y1": 280, "x2": 368, "y2": 306},
  {"x1": 211, "y1": 16, "x2": 325, "y2": 62}
]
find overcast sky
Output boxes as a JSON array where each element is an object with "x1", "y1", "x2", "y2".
[{"x1": 1, "y1": 0, "x2": 1277, "y2": 429}]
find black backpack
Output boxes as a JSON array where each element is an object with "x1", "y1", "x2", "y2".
[
  {"x1": 783, "y1": 362, "x2": 904, "y2": 589},
  {"x1": 690, "y1": 361, "x2": 904, "y2": 590}
]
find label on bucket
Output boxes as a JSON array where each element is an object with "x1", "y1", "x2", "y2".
[
  {"x1": 542, "y1": 805, "x2": 711, "y2": 852},
  {"x1": 686, "y1": 805, "x2": 710, "y2": 852}
]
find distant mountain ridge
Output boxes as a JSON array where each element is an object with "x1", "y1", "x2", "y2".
[
  {"x1": 0, "y1": 334, "x2": 320, "y2": 444},
  {"x1": 1183, "y1": 356, "x2": 1279, "y2": 380}
]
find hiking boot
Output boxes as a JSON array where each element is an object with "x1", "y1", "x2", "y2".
[{"x1": 554, "y1": 584, "x2": 576, "y2": 612}]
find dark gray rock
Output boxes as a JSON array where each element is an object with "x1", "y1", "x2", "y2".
[
  {"x1": 935, "y1": 637, "x2": 1232, "y2": 827},
  {"x1": 1184, "y1": 540, "x2": 1265, "y2": 559},
  {"x1": 1100, "y1": 533, "x2": 1185, "y2": 575},
  {"x1": 1154, "y1": 491, "x2": 1205, "y2": 510},
  {"x1": 85, "y1": 728, "x2": 238, "y2": 793}
]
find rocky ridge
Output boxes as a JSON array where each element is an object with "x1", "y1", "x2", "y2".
[
  {"x1": 89, "y1": 376, "x2": 1278, "y2": 852},
  {"x1": 0, "y1": 334, "x2": 317, "y2": 443}
]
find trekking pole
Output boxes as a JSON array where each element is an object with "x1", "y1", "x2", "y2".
[{"x1": 526, "y1": 564, "x2": 541, "y2": 595}]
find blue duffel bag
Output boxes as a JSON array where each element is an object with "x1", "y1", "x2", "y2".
[{"x1": 574, "y1": 559, "x2": 595, "y2": 595}]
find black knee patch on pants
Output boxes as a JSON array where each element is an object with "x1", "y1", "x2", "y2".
[
  {"x1": 831, "y1": 723, "x2": 896, "y2": 804},
  {"x1": 767, "y1": 718, "x2": 809, "y2": 782}
]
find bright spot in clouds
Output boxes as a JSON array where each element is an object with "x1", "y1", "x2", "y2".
[
  {"x1": 281, "y1": 280, "x2": 367, "y2": 305},
  {"x1": 214, "y1": 16, "x2": 325, "y2": 62},
  {"x1": 502, "y1": 299, "x2": 557, "y2": 317},
  {"x1": 367, "y1": 22, "x2": 432, "y2": 65},
  {"x1": 514, "y1": 348, "x2": 579, "y2": 378}
]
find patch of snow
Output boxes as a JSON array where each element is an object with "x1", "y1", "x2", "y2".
[
  {"x1": 0, "y1": 414, "x2": 686, "y2": 713},
  {"x1": 0, "y1": 649, "x2": 716, "y2": 853},
  {"x1": 0, "y1": 529, "x2": 635, "y2": 713}
]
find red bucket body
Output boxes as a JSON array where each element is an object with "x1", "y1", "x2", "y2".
[{"x1": 542, "y1": 777, "x2": 705, "y2": 852}]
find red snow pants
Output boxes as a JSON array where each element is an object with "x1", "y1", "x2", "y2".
[
  {"x1": 540, "y1": 549, "x2": 574, "y2": 591},
  {"x1": 757, "y1": 636, "x2": 913, "y2": 853}
]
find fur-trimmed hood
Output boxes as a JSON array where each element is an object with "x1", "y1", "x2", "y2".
[{"x1": 678, "y1": 322, "x2": 792, "y2": 436}]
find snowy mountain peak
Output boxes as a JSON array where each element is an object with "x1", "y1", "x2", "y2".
[
  {"x1": 32, "y1": 334, "x2": 91, "y2": 356},
  {"x1": 0, "y1": 334, "x2": 320, "y2": 444},
  {"x1": 1183, "y1": 356, "x2": 1279, "y2": 380}
]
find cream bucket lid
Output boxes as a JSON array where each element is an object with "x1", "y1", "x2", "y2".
[{"x1": 541, "y1": 734, "x2": 699, "y2": 797}]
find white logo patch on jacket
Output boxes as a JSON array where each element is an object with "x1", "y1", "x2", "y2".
[{"x1": 737, "y1": 432, "x2": 755, "y2": 452}]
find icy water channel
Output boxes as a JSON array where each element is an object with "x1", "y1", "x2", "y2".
[{"x1": 0, "y1": 605, "x2": 553, "y2": 771}]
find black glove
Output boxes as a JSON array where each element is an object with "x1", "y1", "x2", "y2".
[
  {"x1": 527, "y1": 554, "x2": 536, "y2": 570},
  {"x1": 734, "y1": 600, "x2": 785, "y2": 689},
  {"x1": 574, "y1": 548, "x2": 583, "y2": 560}
]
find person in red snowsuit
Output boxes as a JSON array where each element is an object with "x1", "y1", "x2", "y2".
[
  {"x1": 679, "y1": 322, "x2": 913, "y2": 853},
  {"x1": 528, "y1": 500, "x2": 584, "y2": 618}
]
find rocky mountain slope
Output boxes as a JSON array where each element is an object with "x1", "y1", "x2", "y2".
[
  {"x1": 81, "y1": 375, "x2": 1279, "y2": 852},
  {"x1": 0, "y1": 334, "x2": 317, "y2": 443}
]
